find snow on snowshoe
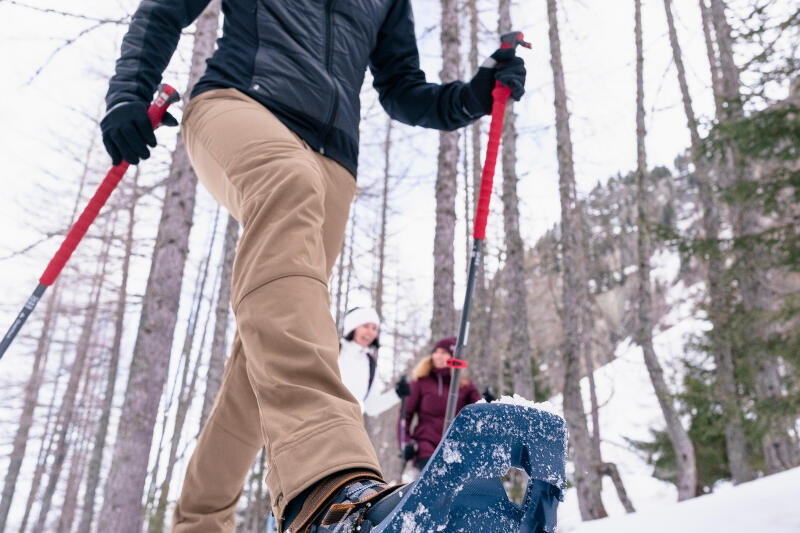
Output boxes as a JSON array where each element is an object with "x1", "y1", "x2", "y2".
[{"x1": 368, "y1": 401, "x2": 568, "y2": 533}]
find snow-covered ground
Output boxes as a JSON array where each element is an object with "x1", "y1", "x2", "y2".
[
  {"x1": 561, "y1": 466, "x2": 800, "y2": 533},
  {"x1": 551, "y1": 248, "x2": 797, "y2": 531}
]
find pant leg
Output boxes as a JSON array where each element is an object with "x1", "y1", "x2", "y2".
[
  {"x1": 173, "y1": 88, "x2": 381, "y2": 529},
  {"x1": 172, "y1": 336, "x2": 262, "y2": 532}
]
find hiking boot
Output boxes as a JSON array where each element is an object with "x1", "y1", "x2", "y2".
[{"x1": 281, "y1": 469, "x2": 406, "y2": 533}]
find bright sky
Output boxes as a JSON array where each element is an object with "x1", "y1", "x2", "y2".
[{"x1": 0, "y1": 0, "x2": 751, "y2": 365}]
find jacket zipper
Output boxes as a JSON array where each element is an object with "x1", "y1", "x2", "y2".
[{"x1": 319, "y1": 0, "x2": 339, "y2": 155}]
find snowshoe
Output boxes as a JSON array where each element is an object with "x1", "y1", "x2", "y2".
[
  {"x1": 282, "y1": 402, "x2": 567, "y2": 533},
  {"x1": 369, "y1": 401, "x2": 568, "y2": 533}
]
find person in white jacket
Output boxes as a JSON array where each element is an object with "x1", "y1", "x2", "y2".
[{"x1": 338, "y1": 307, "x2": 400, "y2": 417}]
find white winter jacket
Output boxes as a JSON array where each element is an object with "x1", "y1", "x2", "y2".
[{"x1": 338, "y1": 339, "x2": 400, "y2": 417}]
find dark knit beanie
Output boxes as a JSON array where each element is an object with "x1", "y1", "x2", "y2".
[{"x1": 432, "y1": 336, "x2": 457, "y2": 356}]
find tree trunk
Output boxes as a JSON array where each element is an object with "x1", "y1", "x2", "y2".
[
  {"x1": 342, "y1": 204, "x2": 357, "y2": 321},
  {"x1": 243, "y1": 450, "x2": 268, "y2": 533},
  {"x1": 19, "y1": 334, "x2": 72, "y2": 533},
  {"x1": 200, "y1": 213, "x2": 238, "y2": 428},
  {"x1": 466, "y1": 0, "x2": 493, "y2": 392},
  {"x1": 149, "y1": 211, "x2": 221, "y2": 532},
  {"x1": 32, "y1": 220, "x2": 115, "y2": 533},
  {"x1": 597, "y1": 463, "x2": 635, "y2": 513},
  {"x1": 709, "y1": 0, "x2": 770, "y2": 482},
  {"x1": 671, "y1": 0, "x2": 739, "y2": 489},
  {"x1": 695, "y1": 0, "x2": 755, "y2": 485},
  {"x1": 484, "y1": 264, "x2": 502, "y2": 395},
  {"x1": 0, "y1": 287, "x2": 59, "y2": 533},
  {"x1": 58, "y1": 355, "x2": 104, "y2": 533},
  {"x1": 713, "y1": 0, "x2": 796, "y2": 476},
  {"x1": 546, "y1": 0, "x2": 607, "y2": 520},
  {"x1": 98, "y1": 3, "x2": 220, "y2": 530},
  {"x1": 334, "y1": 237, "x2": 347, "y2": 331},
  {"x1": 78, "y1": 170, "x2": 141, "y2": 533},
  {"x1": 375, "y1": 118, "x2": 393, "y2": 320},
  {"x1": 463, "y1": 128, "x2": 472, "y2": 273},
  {"x1": 637, "y1": 0, "x2": 697, "y2": 501},
  {"x1": 431, "y1": 0, "x2": 460, "y2": 341},
  {"x1": 698, "y1": 0, "x2": 723, "y2": 112},
  {"x1": 1, "y1": 126, "x2": 97, "y2": 533},
  {"x1": 498, "y1": 0, "x2": 534, "y2": 400}
]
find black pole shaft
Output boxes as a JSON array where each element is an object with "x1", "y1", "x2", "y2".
[
  {"x1": 0, "y1": 283, "x2": 47, "y2": 360},
  {"x1": 442, "y1": 239, "x2": 483, "y2": 436}
]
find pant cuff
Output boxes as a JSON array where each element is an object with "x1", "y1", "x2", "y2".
[{"x1": 266, "y1": 420, "x2": 381, "y2": 521}]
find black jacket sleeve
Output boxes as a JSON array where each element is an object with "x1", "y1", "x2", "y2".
[
  {"x1": 106, "y1": 0, "x2": 213, "y2": 109},
  {"x1": 369, "y1": 0, "x2": 481, "y2": 131}
]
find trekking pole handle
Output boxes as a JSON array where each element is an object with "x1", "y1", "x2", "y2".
[
  {"x1": 473, "y1": 32, "x2": 529, "y2": 241},
  {"x1": 444, "y1": 32, "x2": 529, "y2": 434},
  {"x1": 38, "y1": 84, "x2": 180, "y2": 286},
  {"x1": 500, "y1": 31, "x2": 531, "y2": 51}
]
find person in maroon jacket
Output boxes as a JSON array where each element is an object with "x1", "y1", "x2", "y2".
[{"x1": 398, "y1": 336, "x2": 482, "y2": 470}]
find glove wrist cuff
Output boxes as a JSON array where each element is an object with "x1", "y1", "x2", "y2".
[{"x1": 464, "y1": 69, "x2": 494, "y2": 117}]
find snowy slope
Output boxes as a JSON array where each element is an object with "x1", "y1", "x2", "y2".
[
  {"x1": 547, "y1": 250, "x2": 800, "y2": 531},
  {"x1": 561, "y1": 466, "x2": 800, "y2": 533},
  {"x1": 554, "y1": 250, "x2": 719, "y2": 530}
]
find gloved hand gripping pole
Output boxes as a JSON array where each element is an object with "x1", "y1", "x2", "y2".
[
  {"x1": 0, "y1": 85, "x2": 180, "y2": 360},
  {"x1": 442, "y1": 33, "x2": 531, "y2": 435}
]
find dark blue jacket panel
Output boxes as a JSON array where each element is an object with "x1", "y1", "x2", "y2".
[{"x1": 106, "y1": 0, "x2": 482, "y2": 176}]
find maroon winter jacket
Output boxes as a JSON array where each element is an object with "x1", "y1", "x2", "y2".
[{"x1": 400, "y1": 366, "x2": 481, "y2": 460}]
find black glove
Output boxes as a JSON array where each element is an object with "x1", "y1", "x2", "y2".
[
  {"x1": 101, "y1": 101, "x2": 178, "y2": 166},
  {"x1": 482, "y1": 386, "x2": 497, "y2": 403},
  {"x1": 395, "y1": 376, "x2": 411, "y2": 398},
  {"x1": 402, "y1": 441, "x2": 418, "y2": 461},
  {"x1": 464, "y1": 48, "x2": 526, "y2": 116}
]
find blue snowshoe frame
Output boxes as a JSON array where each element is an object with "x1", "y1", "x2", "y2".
[{"x1": 373, "y1": 402, "x2": 568, "y2": 533}]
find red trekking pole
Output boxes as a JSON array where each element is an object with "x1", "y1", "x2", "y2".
[
  {"x1": 0, "y1": 84, "x2": 180, "y2": 360},
  {"x1": 442, "y1": 32, "x2": 530, "y2": 435}
]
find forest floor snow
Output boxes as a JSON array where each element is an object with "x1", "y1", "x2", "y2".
[{"x1": 558, "y1": 466, "x2": 800, "y2": 532}]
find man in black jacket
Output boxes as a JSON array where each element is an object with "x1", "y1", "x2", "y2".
[{"x1": 101, "y1": 1, "x2": 525, "y2": 531}]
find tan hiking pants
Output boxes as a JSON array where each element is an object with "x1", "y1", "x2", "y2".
[{"x1": 171, "y1": 88, "x2": 381, "y2": 532}]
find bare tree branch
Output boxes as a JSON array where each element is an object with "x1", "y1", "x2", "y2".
[
  {"x1": 7, "y1": 1, "x2": 131, "y2": 24},
  {"x1": 25, "y1": 21, "x2": 112, "y2": 85}
]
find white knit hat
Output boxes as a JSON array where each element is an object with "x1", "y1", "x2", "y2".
[{"x1": 343, "y1": 307, "x2": 380, "y2": 337}]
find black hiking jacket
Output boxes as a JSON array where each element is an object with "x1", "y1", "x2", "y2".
[{"x1": 107, "y1": 0, "x2": 485, "y2": 176}]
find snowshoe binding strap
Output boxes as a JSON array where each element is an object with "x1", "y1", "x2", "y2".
[
  {"x1": 320, "y1": 481, "x2": 404, "y2": 527},
  {"x1": 283, "y1": 469, "x2": 392, "y2": 533}
]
